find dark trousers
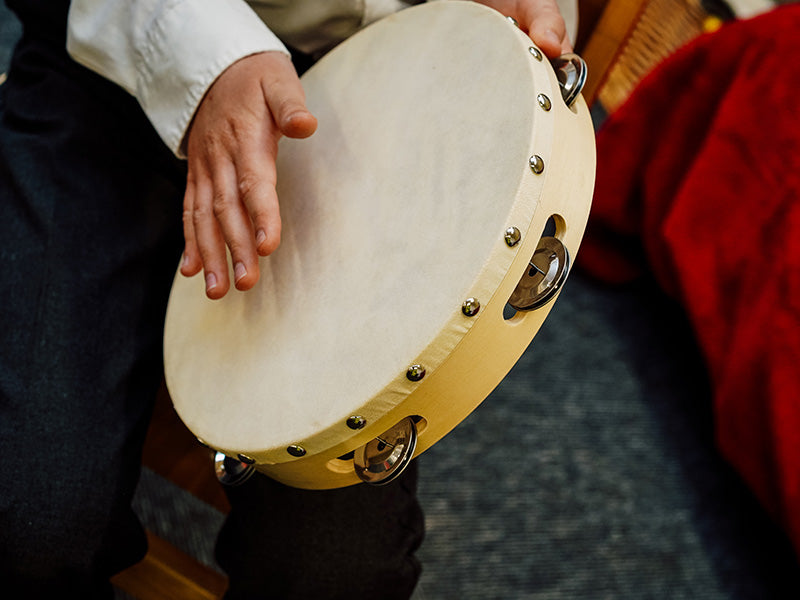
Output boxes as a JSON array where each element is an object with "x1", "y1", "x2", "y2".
[{"x1": 0, "y1": 28, "x2": 423, "y2": 600}]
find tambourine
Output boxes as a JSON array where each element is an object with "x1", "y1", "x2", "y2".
[{"x1": 163, "y1": 0, "x2": 595, "y2": 490}]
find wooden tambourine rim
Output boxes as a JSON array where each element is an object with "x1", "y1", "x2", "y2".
[{"x1": 163, "y1": 1, "x2": 596, "y2": 489}]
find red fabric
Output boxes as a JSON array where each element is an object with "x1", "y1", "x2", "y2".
[{"x1": 580, "y1": 5, "x2": 800, "y2": 557}]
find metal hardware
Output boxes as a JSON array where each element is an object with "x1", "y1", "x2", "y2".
[
  {"x1": 237, "y1": 453, "x2": 255, "y2": 464},
  {"x1": 529, "y1": 46, "x2": 543, "y2": 61},
  {"x1": 506, "y1": 16, "x2": 519, "y2": 28},
  {"x1": 508, "y1": 236, "x2": 570, "y2": 311},
  {"x1": 347, "y1": 415, "x2": 368, "y2": 430},
  {"x1": 505, "y1": 227, "x2": 521, "y2": 247},
  {"x1": 215, "y1": 451, "x2": 256, "y2": 486},
  {"x1": 353, "y1": 417, "x2": 418, "y2": 485},
  {"x1": 287, "y1": 444, "x2": 307, "y2": 457},
  {"x1": 551, "y1": 53, "x2": 587, "y2": 107},
  {"x1": 537, "y1": 94, "x2": 552, "y2": 111},
  {"x1": 406, "y1": 364, "x2": 426, "y2": 382},
  {"x1": 529, "y1": 154, "x2": 544, "y2": 174},
  {"x1": 462, "y1": 298, "x2": 481, "y2": 317}
]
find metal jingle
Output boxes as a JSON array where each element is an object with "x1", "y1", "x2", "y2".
[
  {"x1": 507, "y1": 236, "x2": 570, "y2": 311},
  {"x1": 353, "y1": 417, "x2": 418, "y2": 486},
  {"x1": 214, "y1": 451, "x2": 256, "y2": 486},
  {"x1": 551, "y1": 53, "x2": 588, "y2": 107}
]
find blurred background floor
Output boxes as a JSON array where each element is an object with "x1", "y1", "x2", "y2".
[{"x1": 129, "y1": 270, "x2": 800, "y2": 599}]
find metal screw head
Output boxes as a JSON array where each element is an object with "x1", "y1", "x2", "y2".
[
  {"x1": 537, "y1": 94, "x2": 552, "y2": 111},
  {"x1": 462, "y1": 298, "x2": 481, "y2": 317},
  {"x1": 506, "y1": 16, "x2": 520, "y2": 28},
  {"x1": 237, "y1": 453, "x2": 256, "y2": 464},
  {"x1": 529, "y1": 46, "x2": 543, "y2": 61},
  {"x1": 529, "y1": 155, "x2": 545, "y2": 174},
  {"x1": 346, "y1": 415, "x2": 368, "y2": 430},
  {"x1": 287, "y1": 444, "x2": 307, "y2": 457},
  {"x1": 505, "y1": 227, "x2": 522, "y2": 247},
  {"x1": 406, "y1": 364, "x2": 426, "y2": 382}
]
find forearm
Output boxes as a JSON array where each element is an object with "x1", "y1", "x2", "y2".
[{"x1": 66, "y1": 0, "x2": 288, "y2": 155}]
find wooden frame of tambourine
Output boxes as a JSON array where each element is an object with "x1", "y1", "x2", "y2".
[{"x1": 164, "y1": 1, "x2": 596, "y2": 490}]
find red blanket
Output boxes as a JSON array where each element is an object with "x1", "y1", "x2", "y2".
[{"x1": 580, "y1": 4, "x2": 800, "y2": 557}]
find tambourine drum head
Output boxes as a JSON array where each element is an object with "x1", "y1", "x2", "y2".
[{"x1": 163, "y1": 1, "x2": 595, "y2": 488}]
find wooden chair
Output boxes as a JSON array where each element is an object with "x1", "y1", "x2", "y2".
[{"x1": 579, "y1": 0, "x2": 717, "y2": 111}]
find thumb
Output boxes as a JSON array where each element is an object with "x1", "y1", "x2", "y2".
[
  {"x1": 280, "y1": 108, "x2": 318, "y2": 139},
  {"x1": 260, "y1": 53, "x2": 318, "y2": 139},
  {"x1": 523, "y1": 0, "x2": 572, "y2": 58}
]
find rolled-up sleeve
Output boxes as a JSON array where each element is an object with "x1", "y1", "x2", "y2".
[{"x1": 67, "y1": 0, "x2": 289, "y2": 155}]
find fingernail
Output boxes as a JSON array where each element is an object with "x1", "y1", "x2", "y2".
[
  {"x1": 182, "y1": 253, "x2": 190, "y2": 268},
  {"x1": 256, "y1": 229, "x2": 267, "y2": 248},
  {"x1": 234, "y1": 262, "x2": 247, "y2": 283},
  {"x1": 205, "y1": 272, "x2": 217, "y2": 291},
  {"x1": 546, "y1": 29, "x2": 561, "y2": 48}
]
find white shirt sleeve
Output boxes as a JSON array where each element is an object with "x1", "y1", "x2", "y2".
[
  {"x1": 248, "y1": 0, "x2": 414, "y2": 56},
  {"x1": 67, "y1": 0, "x2": 290, "y2": 156}
]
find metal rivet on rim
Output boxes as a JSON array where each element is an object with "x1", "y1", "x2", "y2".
[
  {"x1": 462, "y1": 298, "x2": 481, "y2": 317},
  {"x1": 506, "y1": 16, "x2": 519, "y2": 28},
  {"x1": 529, "y1": 155, "x2": 545, "y2": 174},
  {"x1": 537, "y1": 94, "x2": 552, "y2": 111},
  {"x1": 505, "y1": 227, "x2": 521, "y2": 247},
  {"x1": 406, "y1": 364, "x2": 426, "y2": 382},
  {"x1": 346, "y1": 415, "x2": 368, "y2": 430},
  {"x1": 237, "y1": 453, "x2": 255, "y2": 464},
  {"x1": 287, "y1": 444, "x2": 307, "y2": 457},
  {"x1": 529, "y1": 46, "x2": 543, "y2": 61}
]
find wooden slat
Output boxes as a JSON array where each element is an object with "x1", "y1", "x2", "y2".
[
  {"x1": 574, "y1": 0, "x2": 615, "y2": 54},
  {"x1": 580, "y1": 0, "x2": 648, "y2": 105},
  {"x1": 112, "y1": 531, "x2": 228, "y2": 600},
  {"x1": 597, "y1": 0, "x2": 708, "y2": 112}
]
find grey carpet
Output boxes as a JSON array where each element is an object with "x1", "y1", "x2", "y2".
[
  {"x1": 413, "y1": 272, "x2": 799, "y2": 599},
  {"x1": 0, "y1": 3, "x2": 20, "y2": 73},
  {"x1": 129, "y1": 271, "x2": 800, "y2": 599}
]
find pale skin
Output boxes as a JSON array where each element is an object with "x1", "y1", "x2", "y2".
[{"x1": 181, "y1": 0, "x2": 572, "y2": 299}]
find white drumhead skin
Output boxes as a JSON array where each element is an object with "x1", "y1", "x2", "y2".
[{"x1": 164, "y1": 1, "x2": 595, "y2": 486}]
